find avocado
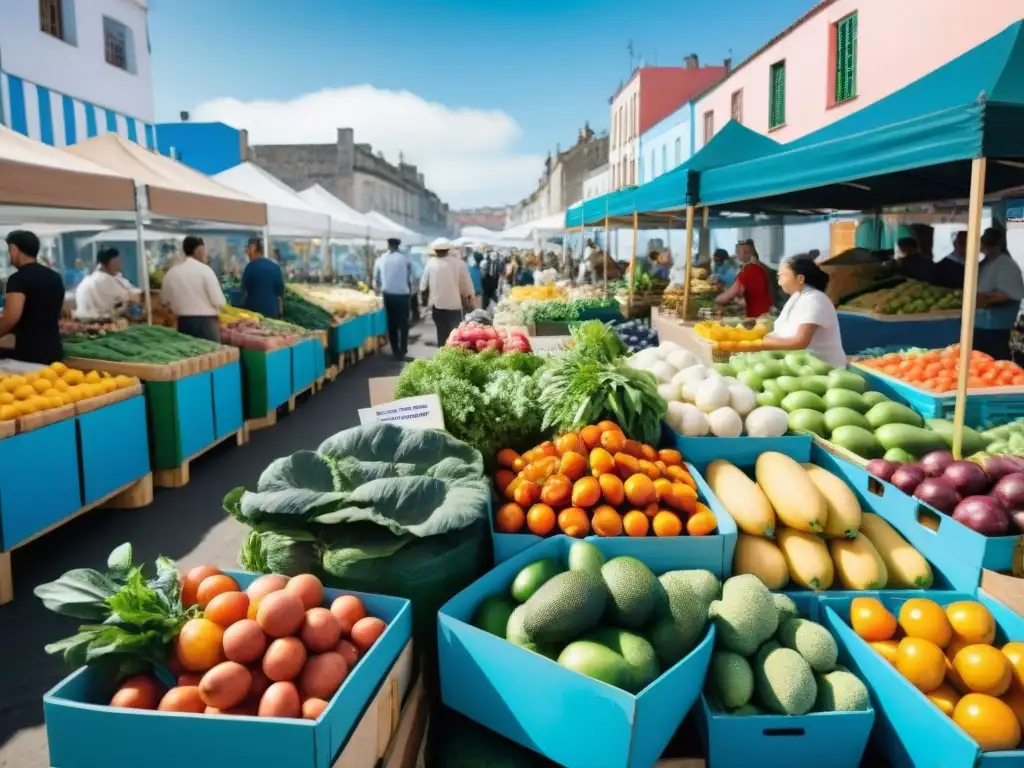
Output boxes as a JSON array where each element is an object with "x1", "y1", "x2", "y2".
[
  {"x1": 567, "y1": 540, "x2": 605, "y2": 576},
  {"x1": 830, "y1": 425, "x2": 884, "y2": 459},
  {"x1": 827, "y1": 370, "x2": 867, "y2": 393},
  {"x1": 788, "y1": 409, "x2": 828, "y2": 437},
  {"x1": 781, "y1": 391, "x2": 827, "y2": 413},
  {"x1": 511, "y1": 558, "x2": 564, "y2": 603},
  {"x1": 585, "y1": 627, "x2": 661, "y2": 693},
  {"x1": 557, "y1": 641, "x2": 634, "y2": 690},
  {"x1": 865, "y1": 402, "x2": 924, "y2": 430},
  {"x1": 799, "y1": 376, "x2": 829, "y2": 396},
  {"x1": 823, "y1": 407, "x2": 871, "y2": 434},
  {"x1": 521, "y1": 570, "x2": 607, "y2": 644},
  {"x1": 861, "y1": 391, "x2": 889, "y2": 408},
  {"x1": 925, "y1": 418, "x2": 992, "y2": 456},
  {"x1": 822, "y1": 389, "x2": 868, "y2": 413},
  {"x1": 472, "y1": 595, "x2": 516, "y2": 638},
  {"x1": 601, "y1": 556, "x2": 659, "y2": 628}
]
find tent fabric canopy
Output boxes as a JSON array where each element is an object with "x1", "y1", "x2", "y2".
[
  {"x1": 298, "y1": 185, "x2": 393, "y2": 240},
  {"x1": 697, "y1": 20, "x2": 1024, "y2": 212},
  {"x1": 364, "y1": 211, "x2": 425, "y2": 244},
  {"x1": 214, "y1": 162, "x2": 342, "y2": 237},
  {"x1": 501, "y1": 211, "x2": 566, "y2": 239},
  {"x1": 0, "y1": 125, "x2": 136, "y2": 212},
  {"x1": 65, "y1": 134, "x2": 267, "y2": 226}
]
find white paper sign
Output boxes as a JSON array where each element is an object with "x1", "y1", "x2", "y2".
[{"x1": 357, "y1": 394, "x2": 445, "y2": 430}]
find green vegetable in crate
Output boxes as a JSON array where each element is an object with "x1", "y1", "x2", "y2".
[
  {"x1": 707, "y1": 650, "x2": 755, "y2": 709},
  {"x1": 815, "y1": 669, "x2": 870, "y2": 712},
  {"x1": 63, "y1": 325, "x2": 222, "y2": 363},
  {"x1": 282, "y1": 289, "x2": 336, "y2": 330},
  {"x1": 754, "y1": 641, "x2": 817, "y2": 716},
  {"x1": 708, "y1": 575, "x2": 779, "y2": 656},
  {"x1": 775, "y1": 618, "x2": 838, "y2": 673}
]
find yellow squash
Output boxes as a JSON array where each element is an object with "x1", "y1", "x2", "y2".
[
  {"x1": 829, "y1": 535, "x2": 888, "y2": 590},
  {"x1": 705, "y1": 460, "x2": 776, "y2": 538},
  {"x1": 802, "y1": 464, "x2": 862, "y2": 538},
  {"x1": 755, "y1": 452, "x2": 827, "y2": 532},
  {"x1": 859, "y1": 513, "x2": 933, "y2": 588},
  {"x1": 776, "y1": 528, "x2": 834, "y2": 591},
  {"x1": 733, "y1": 533, "x2": 790, "y2": 590}
]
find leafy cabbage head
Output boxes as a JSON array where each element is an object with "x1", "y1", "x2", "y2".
[{"x1": 226, "y1": 423, "x2": 489, "y2": 542}]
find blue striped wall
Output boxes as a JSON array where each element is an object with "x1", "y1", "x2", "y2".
[{"x1": 0, "y1": 71, "x2": 155, "y2": 149}]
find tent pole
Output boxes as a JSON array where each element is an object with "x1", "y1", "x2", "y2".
[
  {"x1": 133, "y1": 199, "x2": 152, "y2": 326},
  {"x1": 603, "y1": 215, "x2": 610, "y2": 295},
  {"x1": 700, "y1": 206, "x2": 710, "y2": 266},
  {"x1": 263, "y1": 226, "x2": 271, "y2": 265},
  {"x1": 680, "y1": 206, "x2": 696, "y2": 319},
  {"x1": 952, "y1": 157, "x2": 988, "y2": 459},
  {"x1": 629, "y1": 210, "x2": 639, "y2": 313},
  {"x1": 323, "y1": 219, "x2": 332, "y2": 280}
]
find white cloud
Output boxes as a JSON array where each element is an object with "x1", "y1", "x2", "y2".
[{"x1": 189, "y1": 85, "x2": 545, "y2": 208}]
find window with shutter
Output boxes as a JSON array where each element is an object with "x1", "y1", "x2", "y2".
[
  {"x1": 731, "y1": 90, "x2": 743, "y2": 124},
  {"x1": 834, "y1": 13, "x2": 858, "y2": 103},
  {"x1": 703, "y1": 111, "x2": 714, "y2": 144},
  {"x1": 39, "y1": 0, "x2": 63, "y2": 39},
  {"x1": 769, "y1": 61, "x2": 786, "y2": 129}
]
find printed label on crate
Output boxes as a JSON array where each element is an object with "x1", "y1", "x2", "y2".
[{"x1": 358, "y1": 394, "x2": 445, "y2": 430}]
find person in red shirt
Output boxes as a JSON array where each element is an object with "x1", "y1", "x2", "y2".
[{"x1": 715, "y1": 239, "x2": 773, "y2": 318}]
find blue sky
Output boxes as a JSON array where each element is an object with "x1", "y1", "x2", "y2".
[{"x1": 148, "y1": 0, "x2": 817, "y2": 207}]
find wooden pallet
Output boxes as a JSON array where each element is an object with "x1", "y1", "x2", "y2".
[
  {"x1": 0, "y1": 473, "x2": 153, "y2": 605},
  {"x1": 326, "y1": 364, "x2": 340, "y2": 381},
  {"x1": 288, "y1": 383, "x2": 316, "y2": 413},
  {"x1": 152, "y1": 429, "x2": 246, "y2": 489},
  {"x1": 245, "y1": 409, "x2": 277, "y2": 435}
]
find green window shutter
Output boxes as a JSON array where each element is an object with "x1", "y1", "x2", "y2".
[
  {"x1": 835, "y1": 13, "x2": 858, "y2": 103},
  {"x1": 769, "y1": 62, "x2": 786, "y2": 129}
]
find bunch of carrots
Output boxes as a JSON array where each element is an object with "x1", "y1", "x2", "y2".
[
  {"x1": 492, "y1": 421, "x2": 717, "y2": 539},
  {"x1": 859, "y1": 345, "x2": 1024, "y2": 392}
]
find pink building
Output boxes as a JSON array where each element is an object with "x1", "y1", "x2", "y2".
[
  {"x1": 609, "y1": 58, "x2": 728, "y2": 191},
  {"x1": 693, "y1": 0, "x2": 1024, "y2": 151}
]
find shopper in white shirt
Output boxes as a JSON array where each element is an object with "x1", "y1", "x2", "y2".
[
  {"x1": 74, "y1": 248, "x2": 135, "y2": 318},
  {"x1": 160, "y1": 235, "x2": 226, "y2": 342},
  {"x1": 760, "y1": 255, "x2": 848, "y2": 369},
  {"x1": 420, "y1": 238, "x2": 474, "y2": 347}
]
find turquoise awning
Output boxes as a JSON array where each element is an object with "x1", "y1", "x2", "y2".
[{"x1": 697, "y1": 20, "x2": 1024, "y2": 212}]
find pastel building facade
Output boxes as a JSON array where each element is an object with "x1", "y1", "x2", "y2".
[
  {"x1": 637, "y1": 103, "x2": 694, "y2": 186},
  {"x1": 0, "y1": 0, "x2": 157, "y2": 149}
]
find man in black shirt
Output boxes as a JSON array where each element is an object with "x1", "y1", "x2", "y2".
[{"x1": 0, "y1": 230, "x2": 65, "y2": 364}]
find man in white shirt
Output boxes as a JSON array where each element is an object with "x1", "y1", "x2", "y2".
[
  {"x1": 160, "y1": 236, "x2": 226, "y2": 342},
  {"x1": 74, "y1": 248, "x2": 135, "y2": 318},
  {"x1": 420, "y1": 238, "x2": 474, "y2": 347},
  {"x1": 373, "y1": 238, "x2": 413, "y2": 361}
]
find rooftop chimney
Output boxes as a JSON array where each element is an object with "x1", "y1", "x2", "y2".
[
  {"x1": 684, "y1": 53, "x2": 699, "y2": 69},
  {"x1": 724, "y1": 57, "x2": 732, "y2": 71},
  {"x1": 180, "y1": 111, "x2": 190, "y2": 122}
]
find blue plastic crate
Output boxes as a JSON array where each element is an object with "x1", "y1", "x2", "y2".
[
  {"x1": 664, "y1": 426, "x2": 813, "y2": 474},
  {"x1": 77, "y1": 395, "x2": 150, "y2": 505},
  {"x1": 43, "y1": 571, "x2": 412, "y2": 768},
  {"x1": 489, "y1": 462, "x2": 737, "y2": 576},
  {"x1": 438, "y1": 535, "x2": 715, "y2": 768},
  {"x1": 335, "y1": 318, "x2": 363, "y2": 352},
  {"x1": 820, "y1": 592, "x2": 1024, "y2": 768},
  {"x1": 837, "y1": 313, "x2": 961, "y2": 356}
]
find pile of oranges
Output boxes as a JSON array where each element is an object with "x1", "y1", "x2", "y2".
[
  {"x1": 0, "y1": 361, "x2": 137, "y2": 421},
  {"x1": 859, "y1": 345, "x2": 1024, "y2": 392},
  {"x1": 493, "y1": 421, "x2": 717, "y2": 539},
  {"x1": 851, "y1": 596, "x2": 1024, "y2": 752}
]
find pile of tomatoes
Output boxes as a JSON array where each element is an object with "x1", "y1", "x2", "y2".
[
  {"x1": 492, "y1": 421, "x2": 717, "y2": 539},
  {"x1": 859, "y1": 345, "x2": 1024, "y2": 392},
  {"x1": 851, "y1": 596, "x2": 1024, "y2": 752}
]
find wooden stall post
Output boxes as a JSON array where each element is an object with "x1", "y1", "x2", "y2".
[
  {"x1": 628, "y1": 210, "x2": 639, "y2": 311},
  {"x1": 603, "y1": 215, "x2": 610, "y2": 296},
  {"x1": 133, "y1": 204, "x2": 152, "y2": 326},
  {"x1": 680, "y1": 206, "x2": 696, "y2": 320},
  {"x1": 952, "y1": 157, "x2": 988, "y2": 459},
  {"x1": 700, "y1": 206, "x2": 710, "y2": 264}
]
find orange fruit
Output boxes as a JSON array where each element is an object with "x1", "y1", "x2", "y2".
[
  {"x1": 946, "y1": 635, "x2": 972, "y2": 660},
  {"x1": 954, "y1": 645, "x2": 1013, "y2": 696},
  {"x1": 496, "y1": 449, "x2": 520, "y2": 468},
  {"x1": 540, "y1": 473, "x2": 572, "y2": 507},
  {"x1": 599, "y1": 429, "x2": 626, "y2": 454},
  {"x1": 555, "y1": 433, "x2": 583, "y2": 455},
  {"x1": 558, "y1": 507, "x2": 591, "y2": 538},
  {"x1": 899, "y1": 598, "x2": 952, "y2": 648},
  {"x1": 526, "y1": 504, "x2": 556, "y2": 536},
  {"x1": 896, "y1": 637, "x2": 947, "y2": 693},
  {"x1": 639, "y1": 444, "x2": 658, "y2": 462},
  {"x1": 1002, "y1": 683, "x2": 1024, "y2": 730},
  {"x1": 652, "y1": 511, "x2": 683, "y2": 537},
  {"x1": 947, "y1": 655, "x2": 970, "y2": 694},
  {"x1": 925, "y1": 682, "x2": 961, "y2": 716},
  {"x1": 643, "y1": 502, "x2": 659, "y2": 518},
  {"x1": 947, "y1": 601, "x2": 996, "y2": 645},
  {"x1": 596, "y1": 420, "x2": 620, "y2": 433},
  {"x1": 182, "y1": 566, "x2": 222, "y2": 608},
  {"x1": 953, "y1": 694, "x2": 1022, "y2": 751},
  {"x1": 536, "y1": 442, "x2": 559, "y2": 458},
  {"x1": 571, "y1": 476, "x2": 601, "y2": 508},
  {"x1": 869, "y1": 640, "x2": 900, "y2": 664},
  {"x1": 591, "y1": 505, "x2": 623, "y2": 537},
  {"x1": 196, "y1": 574, "x2": 241, "y2": 609},
  {"x1": 513, "y1": 480, "x2": 541, "y2": 507},
  {"x1": 613, "y1": 452, "x2": 641, "y2": 478},
  {"x1": 622, "y1": 510, "x2": 649, "y2": 537},
  {"x1": 658, "y1": 449, "x2": 684, "y2": 466},
  {"x1": 624, "y1": 474, "x2": 657, "y2": 507},
  {"x1": 622, "y1": 439, "x2": 644, "y2": 458},
  {"x1": 494, "y1": 469, "x2": 516, "y2": 495},
  {"x1": 665, "y1": 465, "x2": 693, "y2": 485},
  {"x1": 637, "y1": 460, "x2": 662, "y2": 480},
  {"x1": 672, "y1": 482, "x2": 698, "y2": 515},
  {"x1": 176, "y1": 618, "x2": 226, "y2": 672},
  {"x1": 580, "y1": 425, "x2": 603, "y2": 450},
  {"x1": 495, "y1": 503, "x2": 526, "y2": 533},
  {"x1": 203, "y1": 591, "x2": 250, "y2": 628},
  {"x1": 653, "y1": 478, "x2": 675, "y2": 504},
  {"x1": 589, "y1": 447, "x2": 615, "y2": 475},
  {"x1": 686, "y1": 509, "x2": 717, "y2": 536},
  {"x1": 598, "y1": 473, "x2": 625, "y2": 506},
  {"x1": 1002, "y1": 642, "x2": 1024, "y2": 688},
  {"x1": 559, "y1": 451, "x2": 588, "y2": 481},
  {"x1": 851, "y1": 597, "x2": 898, "y2": 642}
]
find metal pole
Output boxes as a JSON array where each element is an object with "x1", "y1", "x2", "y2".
[
  {"x1": 681, "y1": 206, "x2": 696, "y2": 320},
  {"x1": 629, "y1": 210, "x2": 639, "y2": 312},
  {"x1": 952, "y1": 157, "x2": 988, "y2": 459},
  {"x1": 603, "y1": 215, "x2": 610, "y2": 296},
  {"x1": 133, "y1": 185, "x2": 152, "y2": 325},
  {"x1": 322, "y1": 219, "x2": 332, "y2": 279}
]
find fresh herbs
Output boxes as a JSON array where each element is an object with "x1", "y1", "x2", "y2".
[
  {"x1": 35, "y1": 543, "x2": 191, "y2": 676},
  {"x1": 523, "y1": 297, "x2": 620, "y2": 324},
  {"x1": 568, "y1": 320, "x2": 626, "y2": 363},
  {"x1": 537, "y1": 354, "x2": 667, "y2": 445}
]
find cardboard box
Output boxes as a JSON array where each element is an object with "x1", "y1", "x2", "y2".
[{"x1": 368, "y1": 377, "x2": 399, "y2": 406}]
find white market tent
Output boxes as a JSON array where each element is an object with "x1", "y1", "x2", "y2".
[
  {"x1": 460, "y1": 225, "x2": 502, "y2": 240},
  {"x1": 364, "y1": 211, "x2": 426, "y2": 245},
  {"x1": 500, "y1": 211, "x2": 566, "y2": 240},
  {"x1": 214, "y1": 162, "x2": 363, "y2": 238},
  {"x1": 298, "y1": 185, "x2": 395, "y2": 241}
]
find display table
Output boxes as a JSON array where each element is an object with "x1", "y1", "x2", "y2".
[
  {"x1": 837, "y1": 310, "x2": 962, "y2": 355},
  {"x1": 0, "y1": 391, "x2": 152, "y2": 604},
  {"x1": 240, "y1": 346, "x2": 293, "y2": 425},
  {"x1": 650, "y1": 308, "x2": 715, "y2": 365}
]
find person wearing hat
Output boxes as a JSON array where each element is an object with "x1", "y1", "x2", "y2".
[
  {"x1": 420, "y1": 238, "x2": 474, "y2": 347},
  {"x1": 160, "y1": 235, "x2": 226, "y2": 342},
  {"x1": 373, "y1": 237, "x2": 413, "y2": 361},
  {"x1": 241, "y1": 237, "x2": 284, "y2": 318},
  {"x1": 0, "y1": 230, "x2": 65, "y2": 364},
  {"x1": 74, "y1": 247, "x2": 135, "y2": 319}
]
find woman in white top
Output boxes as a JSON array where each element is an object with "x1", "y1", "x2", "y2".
[{"x1": 760, "y1": 255, "x2": 848, "y2": 369}]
